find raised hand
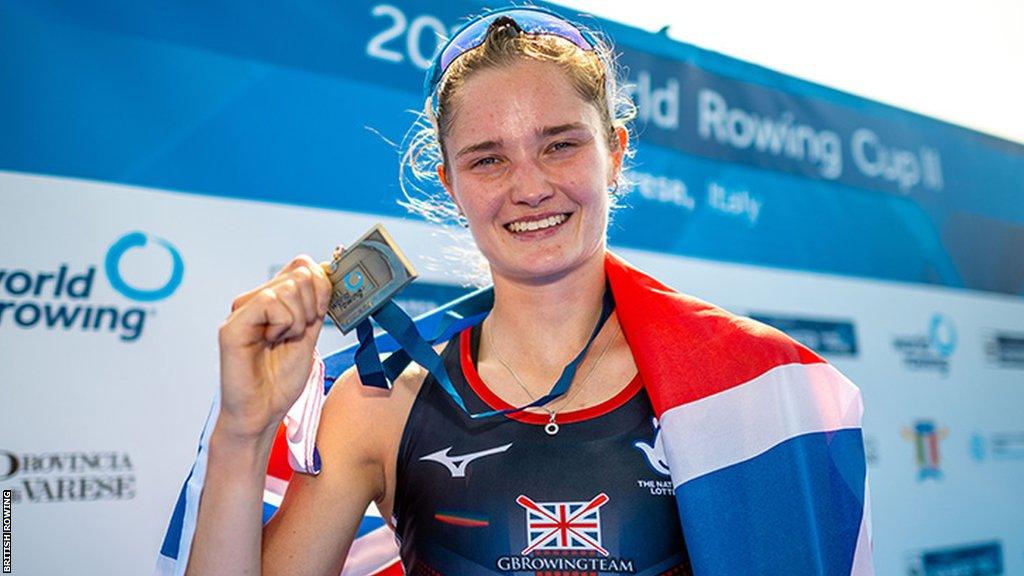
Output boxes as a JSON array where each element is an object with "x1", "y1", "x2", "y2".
[{"x1": 216, "y1": 254, "x2": 334, "y2": 440}]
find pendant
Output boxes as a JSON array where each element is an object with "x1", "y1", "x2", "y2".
[{"x1": 545, "y1": 413, "x2": 559, "y2": 436}]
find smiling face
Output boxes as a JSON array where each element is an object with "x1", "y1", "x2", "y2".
[{"x1": 438, "y1": 59, "x2": 626, "y2": 285}]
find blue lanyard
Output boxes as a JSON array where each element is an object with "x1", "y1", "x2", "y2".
[{"x1": 350, "y1": 286, "x2": 616, "y2": 418}]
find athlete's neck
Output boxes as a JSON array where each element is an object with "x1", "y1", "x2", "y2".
[{"x1": 481, "y1": 250, "x2": 610, "y2": 389}]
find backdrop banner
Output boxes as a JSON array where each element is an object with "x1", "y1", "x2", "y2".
[{"x1": 1, "y1": 1, "x2": 1022, "y2": 575}]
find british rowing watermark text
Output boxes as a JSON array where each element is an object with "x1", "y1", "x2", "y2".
[{"x1": 2, "y1": 489, "x2": 11, "y2": 573}]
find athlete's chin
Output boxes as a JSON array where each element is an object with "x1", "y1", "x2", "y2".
[{"x1": 494, "y1": 249, "x2": 603, "y2": 285}]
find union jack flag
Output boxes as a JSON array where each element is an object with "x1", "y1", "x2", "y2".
[{"x1": 516, "y1": 494, "x2": 610, "y2": 557}]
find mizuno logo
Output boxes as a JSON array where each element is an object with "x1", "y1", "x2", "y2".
[{"x1": 420, "y1": 443, "x2": 513, "y2": 478}]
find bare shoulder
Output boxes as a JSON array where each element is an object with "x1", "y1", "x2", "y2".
[
  {"x1": 322, "y1": 340, "x2": 449, "y2": 428},
  {"x1": 317, "y1": 340, "x2": 451, "y2": 478}
]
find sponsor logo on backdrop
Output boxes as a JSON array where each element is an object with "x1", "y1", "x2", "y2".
[
  {"x1": 982, "y1": 329, "x2": 1024, "y2": 369},
  {"x1": 905, "y1": 541, "x2": 1003, "y2": 576},
  {"x1": 970, "y1": 431, "x2": 1024, "y2": 462},
  {"x1": 0, "y1": 450, "x2": 136, "y2": 504},
  {"x1": 750, "y1": 314, "x2": 858, "y2": 357},
  {"x1": 0, "y1": 231, "x2": 183, "y2": 342},
  {"x1": 892, "y1": 314, "x2": 956, "y2": 374},
  {"x1": 901, "y1": 420, "x2": 948, "y2": 481},
  {"x1": 104, "y1": 232, "x2": 183, "y2": 302},
  {"x1": 496, "y1": 493, "x2": 636, "y2": 573}
]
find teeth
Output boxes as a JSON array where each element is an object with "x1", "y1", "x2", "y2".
[{"x1": 508, "y1": 214, "x2": 568, "y2": 233}]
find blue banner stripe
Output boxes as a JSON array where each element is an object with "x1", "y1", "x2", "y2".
[{"x1": 2, "y1": 0, "x2": 1021, "y2": 294}]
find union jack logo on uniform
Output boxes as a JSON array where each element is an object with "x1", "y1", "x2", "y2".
[{"x1": 516, "y1": 493, "x2": 610, "y2": 556}]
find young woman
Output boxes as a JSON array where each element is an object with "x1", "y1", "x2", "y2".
[{"x1": 184, "y1": 7, "x2": 870, "y2": 576}]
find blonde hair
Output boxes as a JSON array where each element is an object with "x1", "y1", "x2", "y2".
[{"x1": 399, "y1": 15, "x2": 636, "y2": 283}]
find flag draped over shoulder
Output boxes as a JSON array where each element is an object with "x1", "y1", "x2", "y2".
[
  {"x1": 606, "y1": 253, "x2": 873, "y2": 575},
  {"x1": 157, "y1": 251, "x2": 872, "y2": 575}
]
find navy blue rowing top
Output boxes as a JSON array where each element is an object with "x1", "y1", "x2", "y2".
[{"x1": 393, "y1": 325, "x2": 692, "y2": 575}]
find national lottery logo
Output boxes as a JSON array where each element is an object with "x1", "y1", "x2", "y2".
[
  {"x1": 633, "y1": 417, "x2": 671, "y2": 476},
  {"x1": 0, "y1": 231, "x2": 184, "y2": 342}
]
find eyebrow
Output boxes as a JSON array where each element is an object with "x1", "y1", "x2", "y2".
[
  {"x1": 454, "y1": 123, "x2": 591, "y2": 160},
  {"x1": 455, "y1": 139, "x2": 501, "y2": 160},
  {"x1": 539, "y1": 122, "x2": 589, "y2": 138}
]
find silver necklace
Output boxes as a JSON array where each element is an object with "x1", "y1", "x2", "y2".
[{"x1": 486, "y1": 320, "x2": 619, "y2": 435}]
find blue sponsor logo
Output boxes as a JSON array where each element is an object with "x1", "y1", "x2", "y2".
[
  {"x1": 0, "y1": 232, "x2": 183, "y2": 342},
  {"x1": 928, "y1": 314, "x2": 957, "y2": 358},
  {"x1": 893, "y1": 314, "x2": 955, "y2": 374},
  {"x1": 906, "y1": 541, "x2": 1003, "y2": 576},
  {"x1": 104, "y1": 231, "x2": 184, "y2": 302},
  {"x1": 970, "y1": 431, "x2": 1024, "y2": 462},
  {"x1": 749, "y1": 314, "x2": 858, "y2": 357}
]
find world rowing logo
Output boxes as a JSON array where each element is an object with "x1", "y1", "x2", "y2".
[
  {"x1": 0, "y1": 231, "x2": 184, "y2": 341},
  {"x1": 104, "y1": 231, "x2": 184, "y2": 302},
  {"x1": 892, "y1": 313, "x2": 956, "y2": 374}
]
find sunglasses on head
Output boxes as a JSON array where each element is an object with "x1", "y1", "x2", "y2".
[{"x1": 424, "y1": 7, "x2": 601, "y2": 113}]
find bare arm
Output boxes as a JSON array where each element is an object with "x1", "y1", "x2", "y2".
[
  {"x1": 261, "y1": 367, "x2": 390, "y2": 575},
  {"x1": 185, "y1": 253, "x2": 422, "y2": 575},
  {"x1": 185, "y1": 255, "x2": 337, "y2": 575},
  {"x1": 186, "y1": 423, "x2": 277, "y2": 575},
  {"x1": 187, "y1": 367, "x2": 391, "y2": 576}
]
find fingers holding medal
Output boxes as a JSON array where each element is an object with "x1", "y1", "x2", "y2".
[
  {"x1": 227, "y1": 254, "x2": 333, "y2": 343},
  {"x1": 215, "y1": 223, "x2": 415, "y2": 439}
]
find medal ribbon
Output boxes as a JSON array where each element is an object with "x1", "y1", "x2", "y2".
[{"x1": 350, "y1": 286, "x2": 615, "y2": 418}]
